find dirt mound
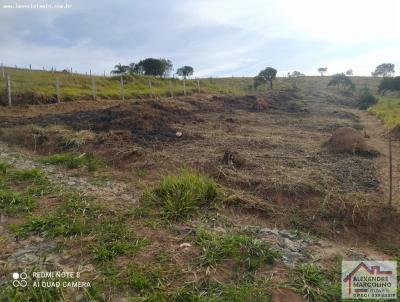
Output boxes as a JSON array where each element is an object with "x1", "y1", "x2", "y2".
[
  {"x1": 14, "y1": 100, "x2": 200, "y2": 142},
  {"x1": 325, "y1": 127, "x2": 371, "y2": 154}
]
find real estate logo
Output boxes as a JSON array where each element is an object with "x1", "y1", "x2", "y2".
[{"x1": 342, "y1": 261, "x2": 397, "y2": 300}]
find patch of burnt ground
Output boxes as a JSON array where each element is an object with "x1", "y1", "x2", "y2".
[{"x1": 7, "y1": 100, "x2": 201, "y2": 142}]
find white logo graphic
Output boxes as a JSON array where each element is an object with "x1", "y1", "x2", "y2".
[
  {"x1": 12, "y1": 272, "x2": 28, "y2": 288},
  {"x1": 342, "y1": 261, "x2": 397, "y2": 300}
]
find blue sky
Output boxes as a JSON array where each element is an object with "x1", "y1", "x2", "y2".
[{"x1": 0, "y1": 0, "x2": 399, "y2": 77}]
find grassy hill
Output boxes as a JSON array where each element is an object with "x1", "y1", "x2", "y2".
[{"x1": 0, "y1": 67, "x2": 383, "y2": 105}]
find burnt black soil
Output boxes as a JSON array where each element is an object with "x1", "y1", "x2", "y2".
[{"x1": 3, "y1": 100, "x2": 200, "y2": 142}]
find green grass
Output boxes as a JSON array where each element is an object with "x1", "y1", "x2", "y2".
[
  {"x1": 288, "y1": 263, "x2": 340, "y2": 302},
  {"x1": 194, "y1": 229, "x2": 280, "y2": 271},
  {"x1": 16, "y1": 192, "x2": 99, "y2": 238},
  {"x1": 90, "y1": 221, "x2": 148, "y2": 262},
  {"x1": 0, "y1": 68, "x2": 383, "y2": 105},
  {"x1": 42, "y1": 152, "x2": 104, "y2": 171},
  {"x1": 7, "y1": 168, "x2": 47, "y2": 184},
  {"x1": 139, "y1": 170, "x2": 222, "y2": 221},
  {"x1": 0, "y1": 189, "x2": 35, "y2": 213},
  {"x1": 0, "y1": 68, "x2": 245, "y2": 103},
  {"x1": 369, "y1": 97, "x2": 400, "y2": 128},
  {"x1": 0, "y1": 166, "x2": 50, "y2": 214}
]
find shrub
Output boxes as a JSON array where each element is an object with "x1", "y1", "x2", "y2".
[
  {"x1": 140, "y1": 171, "x2": 221, "y2": 221},
  {"x1": 358, "y1": 87, "x2": 378, "y2": 110},
  {"x1": 378, "y1": 76, "x2": 400, "y2": 94}
]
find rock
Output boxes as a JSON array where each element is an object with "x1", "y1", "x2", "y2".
[
  {"x1": 278, "y1": 230, "x2": 298, "y2": 240},
  {"x1": 213, "y1": 226, "x2": 226, "y2": 234},
  {"x1": 179, "y1": 243, "x2": 191, "y2": 249},
  {"x1": 172, "y1": 225, "x2": 196, "y2": 236},
  {"x1": 259, "y1": 227, "x2": 279, "y2": 237}
]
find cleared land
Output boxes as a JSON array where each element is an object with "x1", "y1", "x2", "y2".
[{"x1": 0, "y1": 74, "x2": 399, "y2": 301}]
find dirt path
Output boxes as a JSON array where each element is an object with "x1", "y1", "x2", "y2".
[{"x1": 355, "y1": 110, "x2": 400, "y2": 205}]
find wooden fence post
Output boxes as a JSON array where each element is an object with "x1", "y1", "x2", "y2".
[
  {"x1": 197, "y1": 79, "x2": 200, "y2": 93},
  {"x1": 92, "y1": 76, "x2": 96, "y2": 101},
  {"x1": 389, "y1": 131, "x2": 393, "y2": 206},
  {"x1": 56, "y1": 77, "x2": 60, "y2": 103},
  {"x1": 1, "y1": 64, "x2": 4, "y2": 78},
  {"x1": 183, "y1": 79, "x2": 186, "y2": 96},
  {"x1": 149, "y1": 80, "x2": 153, "y2": 98},
  {"x1": 120, "y1": 76, "x2": 125, "y2": 101},
  {"x1": 6, "y1": 73, "x2": 11, "y2": 106},
  {"x1": 169, "y1": 80, "x2": 173, "y2": 98}
]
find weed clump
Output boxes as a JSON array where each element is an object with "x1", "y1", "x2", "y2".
[
  {"x1": 195, "y1": 229, "x2": 280, "y2": 270},
  {"x1": 42, "y1": 153, "x2": 104, "y2": 171},
  {"x1": 0, "y1": 189, "x2": 35, "y2": 213},
  {"x1": 289, "y1": 263, "x2": 340, "y2": 302},
  {"x1": 140, "y1": 171, "x2": 221, "y2": 221},
  {"x1": 8, "y1": 168, "x2": 47, "y2": 184}
]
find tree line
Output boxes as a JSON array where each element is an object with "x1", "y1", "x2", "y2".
[{"x1": 111, "y1": 58, "x2": 194, "y2": 78}]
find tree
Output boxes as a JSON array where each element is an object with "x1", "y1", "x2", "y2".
[
  {"x1": 346, "y1": 69, "x2": 353, "y2": 76},
  {"x1": 111, "y1": 63, "x2": 130, "y2": 75},
  {"x1": 254, "y1": 67, "x2": 277, "y2": 90},
  {"x1": 288, "y1": 71, "x2": 305, "y2": 90},
  {"x1": 327, "y1": 73, "x2": 354, "y2": 90},
  {"x1": 378, "y1": 76, "x2": 400, "y2": 94},
  {"x1": 372, "y1": 63, "x2": 395, "y2": 77},
  {"x1": 318, "y1": 67, "x2": 327, "y2": 76},
  {"x1": 290, "y1": 71, "x2": 305, "y2": 77},
  {"x1": 358, "y1": 87, "x2": 377, "y2": 110},
  {"x1": 130, "y1": 58, "x2": 173, "y2": 77},
  {"x1": 176, "y1": 66, "x2": 194, "y2": 79}
]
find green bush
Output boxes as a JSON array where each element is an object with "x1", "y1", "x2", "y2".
[
  {"x1": 358, "y1": 87, "x2": 378, "y2": 110},
  {"x1": 140, "y1": 171, "x2": 221, "y2": 221}
]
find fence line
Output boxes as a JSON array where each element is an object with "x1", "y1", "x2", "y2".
[
  {"x1": 1, "y1": 67, "x2": 208, "y2": 106},
  {"x1": 6, "y1": 73, "x2": 11, "y2": 106},
  {"x1": 120, "y1": 76, "x2": 125, "y2": 101},
  {"x1": 92, "y1": 76, "x2": 96, "y2": 101},
  {"x1": 56, "y1": 77, "x2": 60, "y2": 103}
]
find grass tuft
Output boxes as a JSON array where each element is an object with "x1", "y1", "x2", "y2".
[
  {"x1": 288, "y1": 263, "x2": 340, "y2": 302},
  {"x1": 195, "y1": 229, "x2": 280, "y2": 270},
  {"x1": 140, "y1": 170, "x2": 221, "y2": 221},
  {"x1": 42, "y1": 153, "x2": 104, "y2": 171},
  {"x1": 0, "y1": 189, "x2": 35, "y2": 213},
  {"x1": 7, "y1": 168, "x2": 47, "y2": 184}
]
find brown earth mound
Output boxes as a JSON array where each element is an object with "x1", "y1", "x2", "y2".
[{"x1": 325, "y1": 127, "x2": 370, "y2": 154}]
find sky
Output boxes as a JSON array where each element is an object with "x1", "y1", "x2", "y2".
[{"x1": 0, "y1": 0, "x2": 399, "y2": 77}]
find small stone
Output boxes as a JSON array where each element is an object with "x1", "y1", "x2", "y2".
[
  {"x1": 259, "y1": 227, "x2": 279, "y2": 237},
  {"x1": 179, "y1": 243, "x2": 191, "y2": 249},
  {"x1": 279, "y1": 230, "x2": 298, "y2": 240},
  {"x1": 172, "y1": 225, "x2": 195, "y2": 235},
  {"x1": 213, "y1": 226, "x2": 226, "y2": 234}
]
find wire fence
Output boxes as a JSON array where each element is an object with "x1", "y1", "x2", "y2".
[{"x1": 0, "y1": 66, "x2": 244, "y2": 106}]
